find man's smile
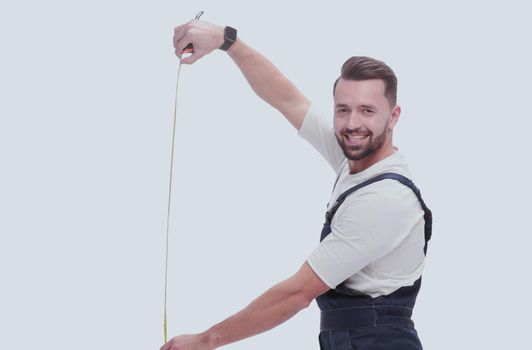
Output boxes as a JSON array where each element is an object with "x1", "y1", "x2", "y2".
[{"x1": 343, "y1": 133, "x2": 370, "y2": 145}]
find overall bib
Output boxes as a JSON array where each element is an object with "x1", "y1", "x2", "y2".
[{"x1": 317, "y1": 173, "x2": 432, "y2": 350}]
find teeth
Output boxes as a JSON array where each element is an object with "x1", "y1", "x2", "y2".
[{"x1": 347, "y1": 135, "x2": 367, "y2": 140}]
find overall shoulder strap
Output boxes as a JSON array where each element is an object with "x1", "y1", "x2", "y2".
[{"x1": 326, "y1": 172, "x2": 433, "y2": 255}]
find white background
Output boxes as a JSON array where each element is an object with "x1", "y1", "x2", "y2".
[{"x1": 1, "y1": 1, "x2": 531, "y2": 349}]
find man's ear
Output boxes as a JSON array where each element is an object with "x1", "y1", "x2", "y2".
[{"x1": 388, "y1": 105, "x2": 401, "y2": 130}]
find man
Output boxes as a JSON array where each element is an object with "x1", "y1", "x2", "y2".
[{"x1": 163, "y1": 19, "x2": 432, "y2": 350}]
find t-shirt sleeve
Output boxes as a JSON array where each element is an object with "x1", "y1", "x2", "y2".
[
  {"x1": 306, "y1": 181, "x2": 419, "y2": 289},
  {"x1": 298, "y1": 104, "x2": 345, "y2": 172}
]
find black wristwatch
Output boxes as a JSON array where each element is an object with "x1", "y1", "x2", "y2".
[{"x1": 219, "y1": 26, "x2": 237, "y2": 51}]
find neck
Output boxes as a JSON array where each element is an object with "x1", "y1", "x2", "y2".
[{"x1": 347, "y1": 141, "x2": 396, "y2": 174}]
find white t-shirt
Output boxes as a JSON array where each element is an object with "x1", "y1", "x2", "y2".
[{"x1": 299, "y1": 105, "x2": 426, "y2": 298}]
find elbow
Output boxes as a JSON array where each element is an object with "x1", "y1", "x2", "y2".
[
  {"x1": 300, "y1": 295, "x2": 313, "y2": 310},
  {"x1": 287, "y1": 262, "x2": 330, "y2": 312},
  {"x1": 294, "y1": 290, "x2": 314, "y2": 311}
]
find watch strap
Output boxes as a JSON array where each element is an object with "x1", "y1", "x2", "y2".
[{"x1": 219, "y1": 26, "x2": 237, "y2": 51}]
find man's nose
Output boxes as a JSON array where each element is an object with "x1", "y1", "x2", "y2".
[{"x1": 345, "y1": 112, "x2": 363, "y2": 130}]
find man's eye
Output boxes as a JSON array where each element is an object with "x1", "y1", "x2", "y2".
[
  {"x1": 337, "y1": 108, "x2": 348, "y2": 113},
  {"x1": 363, "y1": 108, "x2": 374, "y2": 114}
]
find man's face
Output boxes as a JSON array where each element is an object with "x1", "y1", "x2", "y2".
[{"x1": 333, "y1": 78, "x2": 400, "y2": 162}]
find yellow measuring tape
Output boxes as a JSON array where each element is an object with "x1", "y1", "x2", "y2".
[
  {"x1": 163, "y1": 10, "x2": 204, "y2": 344},
  {"x1": 163, "y1": 60, "x2": 182, "y2": 343}
]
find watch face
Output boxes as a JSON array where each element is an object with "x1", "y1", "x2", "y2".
[{"x1": 229, "y1": 27, "x2": 237, "y2": 38}]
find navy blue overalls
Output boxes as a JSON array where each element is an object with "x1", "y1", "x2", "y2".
[{"x1": 317, "y1": 173, "x2": 432, "y2": 350}]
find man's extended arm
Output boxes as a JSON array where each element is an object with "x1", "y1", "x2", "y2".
[
  {"x1": 173, "y1": 20, "x2": 310, "y2": 130},
  {"x1": 160, "y1": 262, "x2": 329, "y2": 350}
]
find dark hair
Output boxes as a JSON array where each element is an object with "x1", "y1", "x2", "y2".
[{"x1": 333, "y1": 56, "x2": 398, "y2": 106}]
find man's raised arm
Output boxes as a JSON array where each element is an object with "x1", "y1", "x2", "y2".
[{"x1": 173, "y1": 20, "x2": 310, "y2": 130}]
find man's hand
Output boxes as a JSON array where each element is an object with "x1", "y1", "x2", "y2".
[
  {"x1": 160, "y1": 333, "x2": 213, "y2": 350},
  {"x1": 173, "y1": 20, "x2": 225, "y2": 64}
]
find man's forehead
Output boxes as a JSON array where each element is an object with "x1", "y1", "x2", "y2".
[{"x1": 334, "y1": 78, "x2": 387, "y2": 104}]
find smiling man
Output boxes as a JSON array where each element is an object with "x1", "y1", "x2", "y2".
[{"x1": 163, "y1": 19, "x2": 432, "y2": 350}]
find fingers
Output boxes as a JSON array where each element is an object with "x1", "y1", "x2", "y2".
[
  {"x1": 173, "y1": 27, "x2": 187, "y2": 48},
  {"x1": 174, "y1": 32, "x2": 194, "y2": 58},
  {"x1": 173, "y1": 20, "x2": 193, "y2": 55},
  {"x1": 173, "y1": 26, "x2": 200, "y2": 60},
  {"x1": 173, "y1": 33, "x2": 204, "y2": 63}
]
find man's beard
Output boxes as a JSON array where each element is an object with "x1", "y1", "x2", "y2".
[{"x1": 336, "y1": 128, "x2": 388, "y2": 161}]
